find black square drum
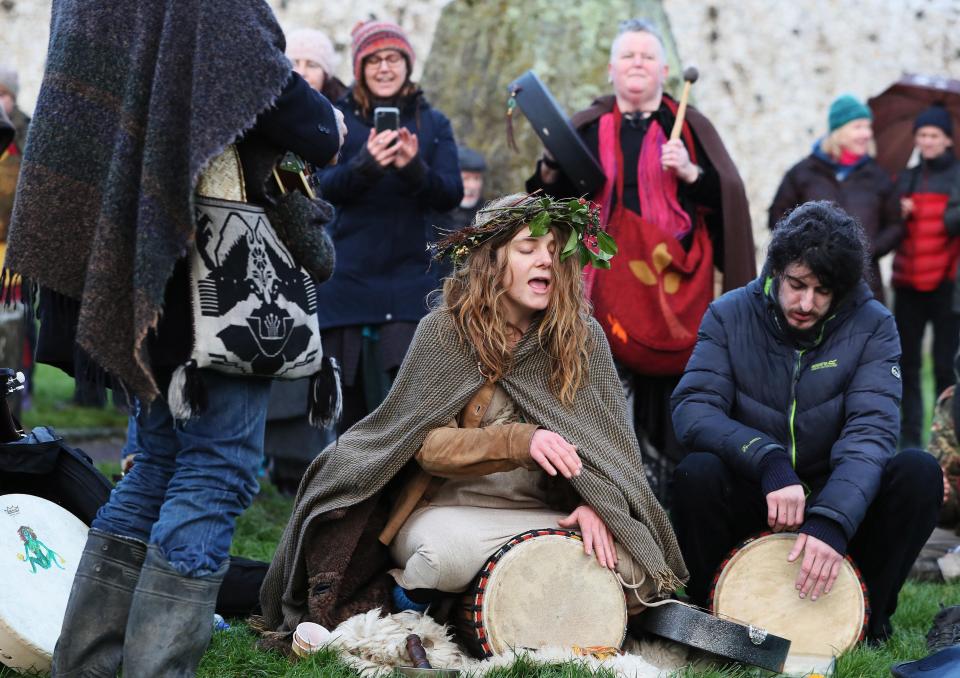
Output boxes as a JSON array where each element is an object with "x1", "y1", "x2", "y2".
[{"x1": 507, "y1": 71, "x2": 606, "y2": 195}]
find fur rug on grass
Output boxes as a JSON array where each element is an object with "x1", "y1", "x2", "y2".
[{"x1": 324, "y1": 608, "x2": 689, "y2": 677}]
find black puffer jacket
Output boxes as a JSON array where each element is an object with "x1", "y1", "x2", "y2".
[
  {"x1": 768, "y1": 147, "x2": 902, "y2": 302},
  {"x1": 672, "y1": 274, "x2": 902, "y2": 543}
]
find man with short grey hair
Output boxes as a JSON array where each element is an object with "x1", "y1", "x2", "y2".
[{"x1": 527, "y1": 18, "x2": 754, "y2": 505}]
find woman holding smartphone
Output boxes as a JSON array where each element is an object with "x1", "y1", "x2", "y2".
[{"x1": 316, "y1": 20, "x2": 463, "y2": 433}]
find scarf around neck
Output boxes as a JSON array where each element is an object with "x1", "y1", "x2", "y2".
[
  {"x1": 260, "y1": 309, "x2": 687, "y2": 633},
  {"x1": 595, "y1": 103, "x2": 692, "y2": 241}
]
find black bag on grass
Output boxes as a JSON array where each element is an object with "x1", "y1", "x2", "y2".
[{"x1": 0, "y1": 425, "x2": 112, "y2": 524}]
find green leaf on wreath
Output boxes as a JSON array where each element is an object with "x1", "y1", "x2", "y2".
[
  {"x1": 596, "y1": 231, "x2": 618, "y2": 256},
  {"x1": 562, "y1": 227, "x2": 579, "y2": 256},
  {"x1": 579, "y1": 247, "x2": 591, "y2": 268},
  {"x1": 528, "y1": 211, "x2": 551, "y2": 236}
]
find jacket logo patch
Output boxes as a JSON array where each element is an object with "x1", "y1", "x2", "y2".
[
  {"x1": 741, "y1": 436, "x2": 762, "y2": 453},
  {"x1": 810, "y1": 359, "x2": 838, "y2": 371},
  {"x1": 892, "y1": 365, "x2": 901, "y2": 379}
]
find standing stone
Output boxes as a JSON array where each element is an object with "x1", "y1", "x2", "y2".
[{"x1": 422, "y1": 1, "x2": 685, "y2": 197}]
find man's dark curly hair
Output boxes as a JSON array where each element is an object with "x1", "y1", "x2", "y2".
[{"x1": 768, "y1": 201, "x2": 869, "y2": 299}]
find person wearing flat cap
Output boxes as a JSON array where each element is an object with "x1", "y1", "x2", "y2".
[
  {"x1": 893, "y1": 104, "x2": 960, "y2": 450},
  {"x1": 428, "y1": 146, "x2": 488, "y2": 281}
]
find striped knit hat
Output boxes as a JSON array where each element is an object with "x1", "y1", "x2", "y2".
[{"x1": 351, "y1": 20, "x2": 415, "y2": 83}]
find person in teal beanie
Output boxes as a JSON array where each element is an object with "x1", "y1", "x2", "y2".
[
  {"x1": 828, "y1": 94, "x2": 873, "y2": 133},
  {"x1": 769, "y1": 94, "x2": 903, "y2": 304}
]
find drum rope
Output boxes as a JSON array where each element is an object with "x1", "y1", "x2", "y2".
[{"x1": 614, "y1": 565, "x2": 770, "y2": 630}]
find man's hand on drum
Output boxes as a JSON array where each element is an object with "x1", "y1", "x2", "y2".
[
  {"x1": 788, "y1": 534, "x2": 843, "y2": 601},
  {"x1": 529, "y1": 429, "x2": 581, "y2": 478},
  {"x1": 765, "y1": 483, "x2": 805, "y2": 532},
  {"x1": 660, "y1": 139, "x2": 700, "y2": 184},
  {"x1": 558, "y1": 505, "x2": 618, "y2": 570}
]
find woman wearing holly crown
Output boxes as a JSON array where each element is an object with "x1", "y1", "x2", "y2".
[{"x1": 259, "y1": 193, "x2": 686, "y2": 636}]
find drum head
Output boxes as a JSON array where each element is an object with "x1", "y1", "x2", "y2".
[
  {"x1": 711, "y1": 533, "x2": 866, "y2": 658},
  {"x1": 481, "y1": 532, "x2": 626, "y2": 655},
  {"x1": 0, "y1": 494, "x2": 88, "y2": 671}
]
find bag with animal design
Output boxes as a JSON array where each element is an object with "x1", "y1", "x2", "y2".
[{"x1": 169, "y1": 146, "x2": 341, "y2": 427}]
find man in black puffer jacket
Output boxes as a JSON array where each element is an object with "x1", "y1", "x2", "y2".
[{"x1": 671, "y1": 201, "x2": 942, "y2": 642}]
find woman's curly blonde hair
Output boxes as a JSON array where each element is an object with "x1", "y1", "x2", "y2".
[{"x1": 440, "y1": 194, "x2": 593, "y2": 407}]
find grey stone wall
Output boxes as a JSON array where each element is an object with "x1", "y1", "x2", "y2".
[
  {"x1": 0, "y1": 0, "x2": 449, "y2": 112},
  {"x1": 662, "y1": 0, "x2": 960, "y2": 253}
]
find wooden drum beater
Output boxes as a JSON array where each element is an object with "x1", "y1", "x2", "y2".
[{"x1": 669, "y1": 66, "x2": 700, "y2": 141}]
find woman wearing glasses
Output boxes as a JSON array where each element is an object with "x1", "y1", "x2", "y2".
[{"x1": 316, "y1": 20, "x2": 463, "y2": 433}]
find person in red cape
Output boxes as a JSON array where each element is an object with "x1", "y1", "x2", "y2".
[
  {"x1": 893, "y1": 105, "x2": 960, "y2": 449},
  {"x1": 527, "y1": 18, "x2": 754, "y2": 505}
]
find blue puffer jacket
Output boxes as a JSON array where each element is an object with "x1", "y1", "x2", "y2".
[
  {"x1": 671, "y1": 274, "x2": 902, "y2": 543},
  {"x1": 315, "y1": 90, "x2": 463, "y2": 329}
]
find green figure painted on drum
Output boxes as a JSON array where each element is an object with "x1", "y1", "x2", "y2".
[{"x1": 16, "y1": 525, "x2": 66, "y2": 574}]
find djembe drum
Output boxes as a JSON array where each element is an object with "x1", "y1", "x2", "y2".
[
  {"x1": 710, "y1": 533, "x2": 868, "y2": 659},
  {"x1": 0, "y1": 494, "x2": 88, "y2": 672},
  {"x1": 456, "y1": 529, "x2": 627, "y2": 658}
]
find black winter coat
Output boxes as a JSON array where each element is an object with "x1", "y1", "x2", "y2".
[
  {"x1": 315, "y1": 91, "x2": 463, "y2": 329},
  {"x1": 671, "y1": 275, "x2": 902, "y2": 540},
  {"x1": 768, "y1": 150, "x2": 902, "y2": 302}
]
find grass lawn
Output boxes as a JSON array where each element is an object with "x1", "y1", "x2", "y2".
[{"x1": 21, "y1": 363, "x2": 128, "y2": 433}]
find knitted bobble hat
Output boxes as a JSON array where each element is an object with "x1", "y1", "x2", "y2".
[
  {"x1": 286, "y1": 28, "x2": 339, "y2": 78},
  {"x1": 828, "y1": 94, "x2": 872, "y2": 132},
  {"x1": 351, "y1": 20, "x2": 414, "y2": 83}
]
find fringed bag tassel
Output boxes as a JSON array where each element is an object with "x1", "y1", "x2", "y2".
[
  {"x1": 167, "y1": 360, "x2": 208, "y2": 422},
  {"x1": 307, "y1": 356, "x2": 342, "y2": 429}
]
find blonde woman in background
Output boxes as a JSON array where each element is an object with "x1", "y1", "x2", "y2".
[{"x1": 769, "y1": 94, "x2": 902, "y2": 304}]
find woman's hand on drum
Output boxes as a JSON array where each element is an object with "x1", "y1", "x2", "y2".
[
  {"x1": 788, "y1": 534, "x2": 842, "y2": 602},
  {"x1": 529, "y1": 429, "x2": 582, "y2": 478},
  {"x1": 765, "y1": 484, "x2": 805, "y2": 532},
  {"x1": 366, "y1": 128, "x2": 400, "y2": 167},
  {"x1": 558, "y1": 505, "x2": 618, "y2": 570}
]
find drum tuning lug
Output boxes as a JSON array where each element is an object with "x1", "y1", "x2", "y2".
[{"x1": 747, "y1": 625, "x2": 768, "y2": 646}]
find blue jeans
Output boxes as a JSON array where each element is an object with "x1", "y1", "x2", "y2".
[{"x1": 93, "y1": 371, "x2": 271, "y2": 576}]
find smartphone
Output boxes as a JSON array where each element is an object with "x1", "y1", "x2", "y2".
[{"x1": 374, "y1": 107, "x2": 400, "y2": 134}]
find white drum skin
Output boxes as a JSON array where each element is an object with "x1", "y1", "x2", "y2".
[
  {"x1": 711, "y1": 532, "x2": 866, "y2": 659},
  {"x1": 0, "y1": 494, "x2": 88, "y2": 672},
  {"x1": 459, "y1": 529, "x2": 627, "y2": 658}
]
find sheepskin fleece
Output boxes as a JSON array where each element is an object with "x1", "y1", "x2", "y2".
[{"x1": 322, "y1": 609, "x2": 690, "y2": 677}]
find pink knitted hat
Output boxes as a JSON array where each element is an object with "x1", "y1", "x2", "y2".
[
  {"x1": 350, "y1": 20, "x2": 415, "y2": 83},
  {"x1": 286, "y1": 28, "x2": 339, "y2": 78}
]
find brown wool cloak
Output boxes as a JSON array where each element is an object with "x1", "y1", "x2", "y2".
[
  {"x1": 259, "y1": 309, "x2": 688, "y2": 634},
  {"x1": 572, "y1": 94, "x2": 756, "y2": 292},
  {"x1": 5, "y1": 0, "x2": 292, "y2": 400}
]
